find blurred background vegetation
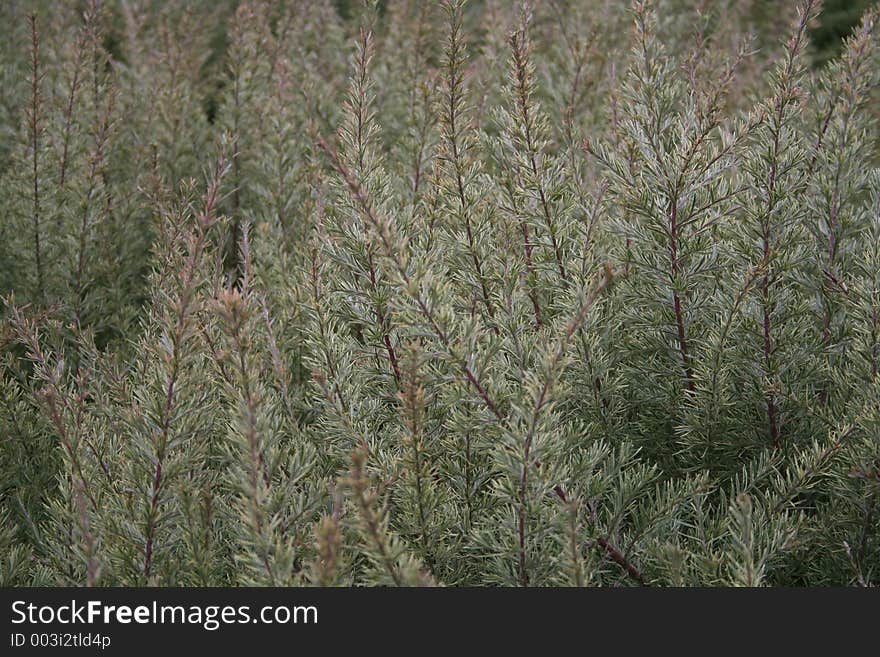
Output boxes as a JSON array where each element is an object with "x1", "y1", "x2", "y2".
[
  {"x1": 811, "y1": 0, "x2": 877, "y2": 64},
  {"x1": 329, "y1": 0, "x2": 877, "y2": 66}
]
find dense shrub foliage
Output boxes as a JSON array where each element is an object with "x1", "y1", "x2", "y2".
[{"x1": 1, "y1": 0, "x2": 879, "y2": 587}]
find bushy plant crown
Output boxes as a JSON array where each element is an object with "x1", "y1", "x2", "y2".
[{"x1": 1, "y1": 0, "x2": 879, "y2": 586}]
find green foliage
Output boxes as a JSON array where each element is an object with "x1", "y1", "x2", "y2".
[
  {"x1": 1, "y1": 0, "x2": 879, "y2": 587},
  {"x1": 812, "y1": 0, "x2": 878, "y2": 66}
]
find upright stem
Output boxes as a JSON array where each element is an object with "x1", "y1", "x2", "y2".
[
  {"x1": 28, "y1": 15, "x2": 45, "y2": 303},
  {"x1": 143, "y1": 160, "x2": 224, "y2": 581},
  {"x1": 669, "y1": 196, "x2": 695, "y2": 392},
  {"x1": 510, "y1": 26, "x2": 567, "y2": 283},
  {"x1": 761, "y1": 106, "x2": 785, "y2": 446},
  {"x1": 443, "y1": 2, "x2": 496, "y2": 321}
]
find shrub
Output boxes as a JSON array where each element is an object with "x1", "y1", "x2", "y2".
[{"x1": 1, "y1": 0, "x2": 878, "y2": 586}]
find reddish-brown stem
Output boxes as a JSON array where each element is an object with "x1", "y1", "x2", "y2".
[
  {"x1": 28, "y1": 15, "x2": 44, "y2": 303},
  {"x1": 510, "y1": 27, "x2": 567, "y2": 283},
  {"x1": 551, "y1": 485, "x2": 644, "y2": 585},
  {"x1": 520, "y1": 219, "x2": 543, "y2": 328},
  {"x1": 59, "y1": 45, "x2": 84, "y2": 188},
  {"x1": 366, "y1": 250, "x2": 402, "y2": 385},
  {"x1": 596, "y1": 537, "x2": 646, "y2": 585},
  {"x1": 351, "y1": 26, "x2": 402, "y2": 386},
  {"x1": 762, "y1": 113, "x2": 784, "y2": 447},
  {"x1": 668, "y1": 198, "x2": 695, "y2": 392},
  {"x1": 443, "y1": 6, "x2": 496, "y2": 321},
  {"x1": 144, "y1": 158, "x2": 225, "y2": 581},
  {"x1": 757, "y1": 5, "x2": 815, "y2": 433}
]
